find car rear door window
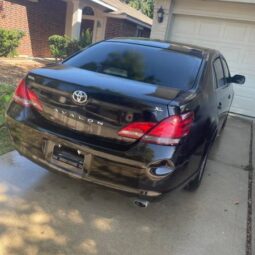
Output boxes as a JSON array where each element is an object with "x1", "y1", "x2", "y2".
[
  {"x1": 221, "y1": 57, "x2": 231, "y2": 80},
  {"x1": 213, "y1": 58, "x2": 225, "y2": 88},
  {"x1": 64, "y1": 42, "x2": 203, "y2": 90}
]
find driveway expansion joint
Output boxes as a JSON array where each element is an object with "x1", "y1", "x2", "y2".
[
  {"x1": 208, "y1": 157, "x2": 249, "y2": 171},
  {"x1": 246, "y1": 121, "x2": 254, "y2": 255}
]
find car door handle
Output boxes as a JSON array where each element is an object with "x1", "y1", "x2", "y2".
[
  {"x1": 228, "y1": 95, "x2": 231, "y2": 99},
  {"x1": 218, "y1": 102, "x2": 222, "y2": 110}
]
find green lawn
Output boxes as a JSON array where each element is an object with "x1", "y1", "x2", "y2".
[{"x1": 0, "y1": 84, "x2": 15, "y2": 155}]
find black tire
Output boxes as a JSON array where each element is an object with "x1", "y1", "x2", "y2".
[{"x1": 184, "y1": 145, "x2": 210, "y2": 192}]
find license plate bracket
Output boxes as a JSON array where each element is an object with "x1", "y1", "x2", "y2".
[
  {"x1": 53, "y1": 145, "x2": 84, "y2": 168},
  {"x1": 51, "y1": 144, "x2": 85, "y2": 175}
]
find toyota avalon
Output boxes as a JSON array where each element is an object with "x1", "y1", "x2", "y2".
[{"x1": 5, "y1": 38, "x2": 245, "y2": 206}]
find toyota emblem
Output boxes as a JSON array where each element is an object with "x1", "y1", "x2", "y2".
[{"x1": 72, "y1": 90, "x2": 88, "y2": 104}]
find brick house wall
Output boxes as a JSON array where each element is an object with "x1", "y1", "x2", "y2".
[
  {"x1": 0, "y1": 1, "x2": 150, "y2": 57},
  {"x1": 0, "y1": 0, "x2": 66, "y2": 57},
  {"x1": 105, "y1": 18, "x2": 151, "y2": 39}
]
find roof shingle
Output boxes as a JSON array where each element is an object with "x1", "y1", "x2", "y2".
[{"x1": 101, "y1": 0, "x2": 152, "y2": 26}]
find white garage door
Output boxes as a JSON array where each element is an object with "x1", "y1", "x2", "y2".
[{"x1": 168, "y1": 3, "x2": 255, "y2": 117}]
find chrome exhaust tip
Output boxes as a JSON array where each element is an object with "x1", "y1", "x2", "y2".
[{"x1": 133, "y1": 199, "x2": 149, "y2": 208}]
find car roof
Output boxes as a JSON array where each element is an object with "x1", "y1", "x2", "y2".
[{"x1": 106, "y1": 38, "x2": 218, "y2": 59}]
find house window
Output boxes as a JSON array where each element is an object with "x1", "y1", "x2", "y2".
[
  {"x1": 83, "y1": 6, "x2": 94, "y2": 16},
  {"x1": 136, "y1": 26, "x2": 144, "y2": 37}
]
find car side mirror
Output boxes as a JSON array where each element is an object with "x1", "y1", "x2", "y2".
[{"x1": 230, "y1": 75, "x2": 246, "y2": 85}]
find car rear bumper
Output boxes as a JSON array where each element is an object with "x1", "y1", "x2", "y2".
[
  {"x1": 6, "y1": 114, "x2": 201, "y2": 198},
  {"x1": 20, "y1": 145, "x2": 162, "y2": 198}
]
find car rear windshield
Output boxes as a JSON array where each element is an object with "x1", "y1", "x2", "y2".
[{"x1": 64, "y1": 42, "x2": 202, "y2": 90}]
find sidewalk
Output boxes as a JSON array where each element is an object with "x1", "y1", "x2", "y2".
[{"x1": 252, "y1": 121, "x2": 255, "y2": 255}]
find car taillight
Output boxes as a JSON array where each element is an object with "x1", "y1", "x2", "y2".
[
  {"x1": 118, "y1": 122, "x2": 157, "y2": 139},
  {"x1": 118, "y1": 112, "x2": 194, "y2": 145},
  {"x1": 13, "y1": 79, "x2": 43, "y2": 112}
]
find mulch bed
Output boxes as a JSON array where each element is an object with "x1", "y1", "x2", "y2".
[
  {"x1": 0, "y1": 58, "x2": 50, "y2": 155},
  {"x1": 0, "y1": 58, "x2": 50, "y2": 85}
]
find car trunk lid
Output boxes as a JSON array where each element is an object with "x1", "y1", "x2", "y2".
[{"x1": 26, "y1": 65, "x2": 180, "y2": 149}]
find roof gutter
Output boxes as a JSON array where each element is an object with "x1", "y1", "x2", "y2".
[{"x1": 90, "y1": 0, "x2": 118, "y2": 11}]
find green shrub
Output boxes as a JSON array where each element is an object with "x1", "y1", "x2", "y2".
[
  {"x1": 0, "y1": 29, "x2": 25, "y2": 57},
  {"x1": 79, "y1": 29, "x2": 92, "y2": 48},
  {"x1": 48, "y1": 29, "x2": 93, "y2": 59},
  {"x1": 48, "y1": 35, "x2": 69, "y2": 60},
  {"x1": 66, "y1": 39, "x2": 80, "y2": 57},
  {"x1": 0, "y1": 84, "x2": 15, "y2": 155},
  {"x1": 0, "y1": 84, "x2": 14, "y2": 124}
]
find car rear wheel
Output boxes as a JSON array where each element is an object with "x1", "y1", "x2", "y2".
[{"x1": 184, "y1": 144, "x2": 210, "y2": 191}]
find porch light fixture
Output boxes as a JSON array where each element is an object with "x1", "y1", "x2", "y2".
[
  {"x1": 97, "y1": 21, "x2": 101, "y2": 28},
  {"x1": 157, "y1": 6, "x2": 164, "y2": 23}
]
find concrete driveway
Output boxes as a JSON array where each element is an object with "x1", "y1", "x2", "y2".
[{"x1": 0, "y1": 116, "x2": 253, "y2": 255}]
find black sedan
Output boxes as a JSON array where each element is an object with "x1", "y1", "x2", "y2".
[{"x1": 6, "y1": 38, "x2": 245, "y2": 207}]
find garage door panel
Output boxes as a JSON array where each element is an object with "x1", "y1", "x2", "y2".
[
  {"x1": 170, "y1": 14, "x2": 255, "y2": 117},
  {"x1": 248, "y1": 26, "x2": 255, "y2": 43},
  {"x1": 198, "y1": 20, "x2": 222, "y2": 37},
  {"x1": 231, "y1": 108, "x2": 254, "y2": 117},
  {"x1": 171, "y1": 16, "x2": 198, "y2": 35},
  {"x1": 231, "y1": 67, "x2": 255, "y2": 85},
  {"x1": 222, "y1": 22, "x2": 248, "y2": 42},
  {"x1": 171, "y1": 36, "x2": 217, "y2": 49},
  {"x1": 231, "y1": 97, "x2": 255, "y2": 117},
  {"x1": 241, "y1": 77, "x2": 255, "y2": 91},
  {"x1": 218, "y1": 47, "x2": 241, "y2": 63},
  {"x1": 242, "y1": 67, "x2": 255, "y2": 75},
  {"x1": 171, "y1": 16, "x2": 249, "y2": 45},
  {"x1": 233, "y1": 86, "x2": 255, "y2": 100},
  {"x1": 242, "y1": 50, "x2": 255, "y2": 66},
  {"x1": 231, "y1": 72, "x2": 255, "y2": 87}
]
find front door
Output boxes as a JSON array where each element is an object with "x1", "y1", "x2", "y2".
[
  {"x1": 81, "y1": 18, "x2": 105, "y2": 43},
  {"x1": 81, "y1": 19, "x2": 94, "y2": 38}
]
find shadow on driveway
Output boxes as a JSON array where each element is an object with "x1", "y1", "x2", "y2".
[{"x1": 0, "y1": 116, "x2": 251, "y2": 255}]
